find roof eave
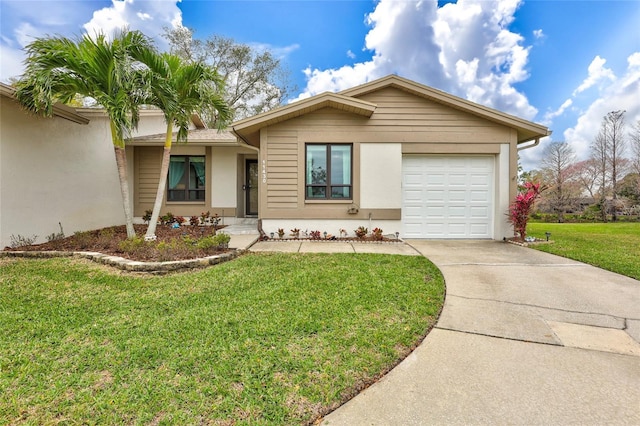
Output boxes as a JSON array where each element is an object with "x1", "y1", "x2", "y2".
[
  {"x1": 232, "y1": 92, "x2": 377, "y2": 145},
  {"x1": 1, "y1": 82, "x2": 90, "y2": 125}
]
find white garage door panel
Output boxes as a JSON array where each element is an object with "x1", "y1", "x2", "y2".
[{"x1": 402, "y1": 155, "x2": 494, "y2": 239}]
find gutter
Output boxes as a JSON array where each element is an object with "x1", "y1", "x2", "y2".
[
  {"x1": 517, "y1": 128, "x2": 553, "y2": 152},
  {"x1": 517, "y1": 137, "x2": 540, "y2": 151}
]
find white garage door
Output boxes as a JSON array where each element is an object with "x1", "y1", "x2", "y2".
[{"x1": 402, "y1": 155, "x2": 494, "y2": 239}]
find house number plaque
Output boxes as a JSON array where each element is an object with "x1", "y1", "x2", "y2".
[{"x1": 262, "y1": 159, "x2": 267, "y2": 184}]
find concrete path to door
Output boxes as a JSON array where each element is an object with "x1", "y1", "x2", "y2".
[{"x1": 322, "y1": 240, "x2": 640, "y2": 425}]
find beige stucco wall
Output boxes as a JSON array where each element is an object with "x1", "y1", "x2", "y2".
[
  {"x1": 211, "y1": 147, "x2": 240, "y2": 210},
  {"x1": 0, "y1": 101, "x2": 171, "y2": 248},
  {"x1": 360, "y1": 143, "x2": 402, "y2": 209},
  {"x1": 0, "y1": 99, "x2": 119, "y2": 246}
]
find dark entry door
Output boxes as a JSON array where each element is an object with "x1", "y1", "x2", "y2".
[{"x1": 245, "y1": 159, "x2": 258, "y2": 216}]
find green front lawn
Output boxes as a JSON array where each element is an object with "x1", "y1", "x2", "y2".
[
  {"x1": 0, "y1": 253, "x2": 444, "y2": 425},
  {"x1": 527, "y1": 222, "x2": 640, "y2": 280}
]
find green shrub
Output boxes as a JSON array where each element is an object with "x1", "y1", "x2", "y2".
[
  {"x1": 73, "y1": 231, "x2": 92, "y2": 249},
  {"x1": 197, "y1": 233, "x2": 230, "y2": 251},
  {"x1": 213, "y1": 233, "x2": 231, "y2": 246},
  {"x1": 118, "y1": 236, "x2": 145, "y2": 253}
]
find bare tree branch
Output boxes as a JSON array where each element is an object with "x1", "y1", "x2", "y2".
[{"x1": 163, "y1": 27, "x2": 297, "y2": 126}]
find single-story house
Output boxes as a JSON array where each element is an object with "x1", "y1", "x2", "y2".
[
  {"x1": 230, "y1": 75, "x2": 551, "y2": 239},
  {"x1": 0, "y1": 75, "x2": 550, "y2": 247}
]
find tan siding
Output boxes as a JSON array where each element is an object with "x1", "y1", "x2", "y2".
[
  {"x1": 260, "y1": 86, "x2": 513, "y2": 218},
  {"x1": 265, "y1": 132, "x2": 298, "y2": 209},
  {"x1": 134, "y1": 146, "x2": 162, "y2": 215}
]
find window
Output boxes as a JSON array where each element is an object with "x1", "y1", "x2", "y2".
[
  {"x1": 167, "y1": 156, "x2": 205, "y2": 201},
  {"x1": 306, "y1": 144, "x2": 352, "y2": 199}
]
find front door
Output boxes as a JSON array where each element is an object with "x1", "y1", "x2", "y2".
[{"x1": 245, "y1": 159, "x2": 258, "y2": 216}]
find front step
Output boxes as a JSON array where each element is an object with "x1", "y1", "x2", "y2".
[{"x1": 221, "y1": 219, "x2": 259, "y2": 235}]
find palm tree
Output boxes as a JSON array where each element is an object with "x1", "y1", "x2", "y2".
[
  {"x1": 142, "y1": 53, "x2": 231, "y2": 240},
  {"x1": 15, "y1": 30, "x2": 160, "y2": 239}
]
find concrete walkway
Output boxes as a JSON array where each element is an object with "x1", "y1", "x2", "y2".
[
  {"x1": 249, "y1": 240, "x2": 421, "y2": 255},
  {"x1": 319, "y1": 240, "x2": 640, "y2": 425}
]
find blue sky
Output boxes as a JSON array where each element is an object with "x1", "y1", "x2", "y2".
[{"x1": 1, "y1": 0, "x2": 639, "y2": 170}]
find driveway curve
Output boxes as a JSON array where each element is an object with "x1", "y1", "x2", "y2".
[{"x1": 322, "y1": 240, "x2": 640, "y2": 425}]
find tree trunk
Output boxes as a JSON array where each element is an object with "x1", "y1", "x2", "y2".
[
  {"x1": 145, "y1": 146, "x2": 172, "y2": 240},
  {"x1": 144, "y1": 124, "x2": 173, "y2": 241},
  {"x1": 114, "y1": 146, "x2": 136, "y2": 238}
]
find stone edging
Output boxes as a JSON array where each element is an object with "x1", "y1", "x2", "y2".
[{"x1": 0, "y1": 249, "x2": 243, "y2": 274}]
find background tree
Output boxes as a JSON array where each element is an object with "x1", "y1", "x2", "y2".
[
  {"x1": 590, "y1": 121, "x2": 611, "y2": 221},
  {"x1": 15, "y1": 30, "x2": 159, "y2": 238},
  {"x1": 163, "y1": 27, "x2": 295, "y2": 125},
  {"x1": 601, "y1": 110, "x2": 627, "y2": 221},
  {"x1": 630, "y1": 120, "x2": 640, "y2": 196},
  {"x1": 573, "y1": 159, "x2": 599, "y2": 199},
  {"x1": 539, "y1": 141, "x2": 577, "y2": 222},
  {"x1": 143, "y1": 54, "x2": 231, "y2": 240}
]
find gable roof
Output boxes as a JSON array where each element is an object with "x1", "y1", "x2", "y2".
[
  {"x1": 232, "y1": 75, "x2": 550, "y2": 147},
  {"x1": 231, "y1": 92, "x2": 377, "y2": 146},
  {"x1": 340, "y1": 75, "x2": 550, "y2": 143},
  {"x1": 0, "y1": 82, "x2": 90, "y2": 125}
]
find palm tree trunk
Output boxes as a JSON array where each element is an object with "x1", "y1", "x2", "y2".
[
  {"x1": 144, "y1": 124, "x2": 173, "y2": 240},
  {"x1": 113, "y1": 145, "x2": 136, "y2": 239}
]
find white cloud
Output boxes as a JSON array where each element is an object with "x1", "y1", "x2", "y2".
[
  {"x1": 0, "y1": 0, "x2": 184, "y2": 81},
  {"x1": 565, "y1": 52, "x2": 640, "y2": 160},
  {"x1": 295, "y1": 0, "x2": 537, "y2": 120},
  {"x1": 83, "y1": 0, "x2": 183, "y2": 50},
  {"x1": 299, "y1": 60, "x2": 380, "y2": 100},
  {"x1": 137, "y1": 12, "x2": 152, "y2": 21},
  {"x1": 572, "y1": 55, "x2": 615, "y2": 96},
  {"x1": 533, "y1": 29, "x2": 544, "y2": 39},
  {"x1": 521, "y1": 51, "x2": 640, "y2": 170},
  {"x1": 542, "y1": 98, "x2": 573, "y2": 125},
  {"x1": 14, "y1": 22, "x2": 43, "y2": 48},
  {"x1": 0, "y1": 44, "x2": 26, "y2": 82},
  {"x1": 346, "y1": 49, "x2": 356, "y2": 59}
]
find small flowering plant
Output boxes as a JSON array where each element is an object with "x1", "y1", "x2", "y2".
[
  {"x1": 355, "y1": 226, "x2": 368, "y2": 238},
  {"x1": 372, "y1": 227, "x2": 383, "y2": 241},
  {"x1": 277, "y1": 228, "x2": 285, "y2": 238},
  {"x1": 507, "y1": 182, "x2": 541, "y2": 240}
]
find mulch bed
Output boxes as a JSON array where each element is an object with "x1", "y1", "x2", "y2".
[{"x1": 3, "y1": 224, "x2": 230, "y2": 262}]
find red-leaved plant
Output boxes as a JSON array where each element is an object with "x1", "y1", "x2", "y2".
[{"x1": 507, "y1": 182, "x2": 541, "y2": 240}]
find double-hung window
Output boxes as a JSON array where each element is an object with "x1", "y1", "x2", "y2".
[
  {"x1": 167, "y1": 155, "x2": 205, "y2": 201},
  {"x1": 305, "y1": 144, "x2": 352, "y2": 200}
]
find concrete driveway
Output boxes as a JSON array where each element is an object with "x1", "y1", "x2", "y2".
[{"x1": 322, "y1": 240, "x2": 640, "y2": 425}]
